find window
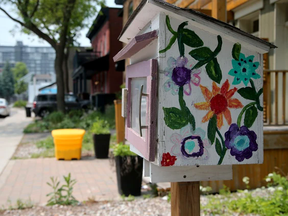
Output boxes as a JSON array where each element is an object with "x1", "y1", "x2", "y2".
[
  {"x1": 49, "y1": 95, "x2": 56, "y2": 101},
  {"x1": 37, "y1": 95, "x2": 48, "y2": 101},
  {"x1": 65, "y1": 95, "x2": 77, "y2": 102},
  {"x1": 252, "y1": 19, "x2": 259, "y2": 33}
]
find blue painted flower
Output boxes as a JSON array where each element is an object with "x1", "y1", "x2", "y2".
[
  {"x1": 228, "y1": 53, "x2": 260, "y2": 86},
  {"x1": 225, "y1": 123, "x2": 258, "y2": 162},
  {"x1": 163, "y1": 57, "x2": 201, "y2": 95},
  {"x1": 170, "y1": 124, "x2": 211, "y2": 160}
]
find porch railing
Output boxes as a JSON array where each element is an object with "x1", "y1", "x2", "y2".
[{"x1": 263, "y1": 70, "x2": 288, "y2": 126}]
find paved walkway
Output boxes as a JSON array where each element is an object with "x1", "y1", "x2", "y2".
[
  {"x1": 0, "y1": 158, "x2": 120, "y2": 206},
  {"x1": 0, "y1": 108, "x2": 32, "y2": 175}
]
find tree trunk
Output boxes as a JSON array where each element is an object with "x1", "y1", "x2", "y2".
[
  {"x1": 64, "y1": 47, "x2": 70, "y2": 93},
  {"x1": 55, "y1": 46, "x2": 65, "y2": 113}
]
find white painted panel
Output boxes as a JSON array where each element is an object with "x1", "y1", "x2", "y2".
[
  {"x1": 157, "y1": 15, "x2": 264, "y2": 167},
  {"x1": 149, "y1": 163, "x2": 232, "y2": 183},
  {"x1": 234, "y1": 0, "x2": 263, "y2": 20}
]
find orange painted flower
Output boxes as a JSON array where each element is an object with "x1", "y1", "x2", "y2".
[{"x1": 194, "y1": 80, "x2": 243, "y2": 129}]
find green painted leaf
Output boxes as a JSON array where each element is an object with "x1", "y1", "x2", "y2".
[
  {"x1": 183, "y1": 106, "x2": 196, "y2": 131},
  {"x1": 189, "y1": 47, "x2": 213, "y2": 61},
  {"x1": 208, "y1": 115, "x2": 217, "y2": 144},
  {"x1": 205, "y1": 58, "x2": 222, "y2": 84},
  {"x1": 215, "y1": 138, "x2": 222, "y2": 157},
  {"x1": 159, "y1": 35, "x2": 177, "y2": 53},
  {"x1": 165, "y1": 15, "x2": 177, "y2": 35},
  {"x1": 238, "y1": 87, "x2": 257, "y2": 100},
  {"x1": 177, "y1": 22, "x2": 188, "y2": 57},
  {"x1": 163, "y1": 107, "x2": 188, "y2": 129},
  {"x1": 182, "y1": 29, "x2": 203, "y2": 48},
  {"x1": 232, "y1": 43, "x2": 241, "y2": 60},
  {"x1": 244, "y1": 105, "x2": 258, "y2": 128}
]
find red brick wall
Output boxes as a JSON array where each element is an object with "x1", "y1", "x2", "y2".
[{"x1": 90, "y1": 8, "x2": 123, "y2": 94}]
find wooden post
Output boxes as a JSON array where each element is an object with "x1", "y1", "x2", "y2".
[
  {"x1": 212, "y1": 0, "x2": 227, "y2": 22},
  {"x1": 171, "y1": 182, "x2": 200, "y2": 216}
]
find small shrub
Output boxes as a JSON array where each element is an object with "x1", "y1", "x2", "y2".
[
  {"x1": 46, "y1": 112, "x2": 65, "y2": 124},
  {"x1": 13, "y1": 100, "x2": 27, "y2": 108},
  {"x1": 112, "y1": 143, "x2": 137, "y2": 157},
  {"x1": 6, "y1": 199, "x2": 33, "y2": 210},
  {"x1": 90, "y1": 118, "x2": 110, "y2": 134},
  {"x1": 67, "y1": 109, "x2": 83, "y2": 119},
  {"x1": 103, "y1": 105, "x2": 115, "y2": 129},
  {"x1": 82, "y1": 132, "x2": 93, "y2": 151},
  {"x1": 57, "y1": 118, "x2": 77, "y2": 129},
  {"x1": 46, "y1": 173, "x2": 78, "y2": 206},
  {"x1": 23, "y1": 121, "x2": 48, "y2": 133}
]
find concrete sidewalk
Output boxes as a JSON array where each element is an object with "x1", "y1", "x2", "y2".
[
  {"x1": 0, "y1": 108, "x2": 32, "y2": 175},
  {"x1": 0, "y1": 158, "x2": 120, "y2": 206}
]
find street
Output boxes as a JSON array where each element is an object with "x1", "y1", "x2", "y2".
[{"x1": 0, "y1": 108, "x2": 32, "y2": 175}]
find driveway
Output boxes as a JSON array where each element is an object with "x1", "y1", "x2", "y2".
[{"x1": 0, "y1": 108, "x2": 32, "y2": 175}]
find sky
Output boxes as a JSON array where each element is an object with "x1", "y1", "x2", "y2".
[{"x1": 0, "y1": 0, "x2": 122, "y2": 47}]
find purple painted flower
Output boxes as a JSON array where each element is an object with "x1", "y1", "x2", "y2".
[
  {"x1": 170, "y1": 124, "x2": 211, "y2": 160},
  {"x1": 225, "y1": 123, "x2": 258, "y2": 162},
  {"x1": 163, "y1": 57, "x2": 201, "y2": 95}
]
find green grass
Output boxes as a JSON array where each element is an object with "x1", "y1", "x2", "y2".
[{"x1": 30, "y1": 149, "x2": 55, "y2": 158}]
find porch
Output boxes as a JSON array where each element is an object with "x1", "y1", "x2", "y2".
[{"x1": 203, "y1": 69, "x2": 288, "y2": 191}]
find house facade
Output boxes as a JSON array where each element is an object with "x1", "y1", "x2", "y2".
[{"x1": 72, "y1": 7, "x2": 123, "y2": 109}]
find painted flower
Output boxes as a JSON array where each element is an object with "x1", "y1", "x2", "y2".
[
  {"x1": 225, "y1": 123, "x2": 258, "y2": 162},
  {"x1": 194, "y1": 80, "x2": 243, "y2": 129},
  {"x1": 161, "y1": 152, "x2": 177, "y2": 166},
  {"x1": 163, "y1": 56, "x2": 201, "y2": 95},
  {"x1": 170, "y1": 124, "x2": 211, "y2": 159},
  {"x1": 228, "y1": 53, "x2": 260, "y2": 86}
]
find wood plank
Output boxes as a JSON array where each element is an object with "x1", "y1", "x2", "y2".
[
  {"x1": 267, "y1": 72, "x2": 271, "y2": 124},
  {"x1": 166, "y1": 0, "x2": 177, "y2": 4},
  {"x1": 171, "y1": 182, "x2": 200, "y2": 216},
  {"x1": 149, "y1": 164, "x2": 232, "y2": 183},
  {"x1": 227, "y1": 0, "x2": 249, "y2": 11},
  {"x1": 282, "y1": 72, "x2": 286, "y2": 124},
  {"x1": 194, "y1": 9, "x2": 211, "y2": 16},
  {"x1": 176, "y1": 0, "x2": 196, "y2": 8},
  {"x1": 113, "y1": 30, "x2": 158, "y2": 62},
  {"x1": 189, "y1": 0, "x2": 211, "y2": 9},
  {"x1": 212, "y1": 0, "x2": 226, "y2": 22}
]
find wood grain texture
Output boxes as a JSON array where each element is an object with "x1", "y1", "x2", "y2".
[
  {"x1": 176, "y1": 0, "x2": 195, "y2": 8},
  {"x1": 189, "y1": 0, "x2": 211, "y2": 9},
  {"x1": 212, "y1": 0, "x2": 226, "y2": 22},
  {"x1": 113, "y1": 30, "x2": 158, "y2": 62},
  {"x1": 171, "y1": 182, "x2": 200, "y2": 216}
]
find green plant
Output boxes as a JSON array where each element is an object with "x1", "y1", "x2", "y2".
[
  {"x1": 45, "y1": 112, "x2": 65, "y2": 124},
  {"x1": 6, "y1": 199, "x2": 33, "y2": 210},
  {"x1": 36, "y1": 136, "x2": 54, "y2": 149},
  {"x1": 202, "y1": 172, "x2": 288, "y2": 216},
  {"x1": 167, "y1": 192, "x2": 171, "y2": 202},
  {"x1": 13, "y1": 100, "x2": 27, "y2": 108},
  {"x1": 121, "y1": 194, "x2": 135, "y2": 201},
  {"x1": 90, "y1": 118, "x2": 110, "y2": 135},
  {"x1": 112, "y1": 143, "x2": 137, "y2": 157},
  {"x1": 46, "y1": 173, "x2": 78, "y2": 206},
  {"x1": 143, "y1": 194, "x2": 151, "y2": 199}
]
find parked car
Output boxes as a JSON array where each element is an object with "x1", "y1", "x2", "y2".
[
  {"x1": 0, "y1": 98, "x2": 10, "y2": 117},
  {"x1": 32, "y1": 94, "x2": 90, "y2": 118}
]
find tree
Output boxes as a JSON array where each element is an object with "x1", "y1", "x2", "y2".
[
  {"x1": 12, "y1": 62, "x2": 28, "y2": 95},
  {"x1": 1, "y1": 62, "x2": 15, "y2": 101},
  {"x1": 0, "y1": 0, "x2": 103, "y2": 112},
  {"x1": 12, "y1": 62, "x2": 28, "y2": 80}
]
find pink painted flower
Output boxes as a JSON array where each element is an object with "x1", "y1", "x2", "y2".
[
  {"x1": 170, "y1": 124, "x2": 211, "y2": 160},
  {"x1": 161, "y1": 152, "x2": 177, "y2": 166},
  {"x1": 163, "y1": 57, "x2": 201, "y2": 96}
]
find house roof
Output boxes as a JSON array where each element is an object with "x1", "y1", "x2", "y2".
[{"x1": 119, "y1": 0, "x2": 276, "y2": 53}]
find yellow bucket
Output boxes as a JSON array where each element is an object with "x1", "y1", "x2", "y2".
[{"x1": 52, "y1": 129, "x2": 85, "y2": 160}]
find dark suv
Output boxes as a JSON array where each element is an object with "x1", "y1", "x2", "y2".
[{"x1": 33, "y1": 94, "x2": 90, "y2": 117}]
